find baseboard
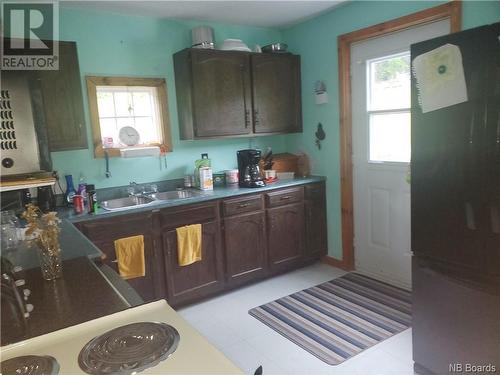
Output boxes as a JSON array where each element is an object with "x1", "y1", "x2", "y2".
[{"x1": 321, "y1": 255, "x2": 353, "y2": 271}]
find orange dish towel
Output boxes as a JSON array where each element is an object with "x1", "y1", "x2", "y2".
[
  {"x1": 176, "y1": 224, "x2": 202, "y2": 266},
  {"x1": 114, "y1": 235, "x2": 145, "y2": 279}
]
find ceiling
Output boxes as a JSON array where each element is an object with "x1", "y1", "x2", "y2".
[{"x1": 61, "y1": 1, "x2": 347, "y2": 29}]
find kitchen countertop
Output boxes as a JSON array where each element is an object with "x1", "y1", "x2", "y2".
[
  {"x1": 1, "y1": 220, "x2": 143, "y2": 345},
  {"x1": 1, "y1": 257, "x2": 133, "y2": 345},
  {"x1": 64, "y1": 176, "x2": 326, "y2": 223}
]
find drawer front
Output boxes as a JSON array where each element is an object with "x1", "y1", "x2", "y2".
[
  {"x1": 223, "y1": 194, "x2": 263, "y2": 216},
  {"x1": 265, "y1": 187, "x2": 304, "y2": 208},
  {"x1": 160, "y1": 202, "x2": 218, "y2": 229}
]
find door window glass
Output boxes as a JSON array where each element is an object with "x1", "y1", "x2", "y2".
[{"x1": 367, "y1": 52, "x2": 411, "y2": 163}]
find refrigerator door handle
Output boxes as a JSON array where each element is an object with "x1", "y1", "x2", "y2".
[
  {"x1": 465, "y1": 202, "x2": 476, "y2": 230},
  {"x1": 491, "y1": 204, "x2": 500, "y2": 234},
  {"x1": 468, "y1": 111, "x2": 476, "y2": 144}
]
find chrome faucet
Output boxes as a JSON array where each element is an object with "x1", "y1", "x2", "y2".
[
  {"x1": 141, "y1": 184, "x2": 158, "y2": 196},
  {"x1": 127, "y1": 182, "x2": 158, "y2": 197},
  {"x1": 127, "y1": 182, "x2": 139, "y2": 197}
]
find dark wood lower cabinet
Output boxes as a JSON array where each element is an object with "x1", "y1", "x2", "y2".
[
  {"x1": 162, "y1": 221, "x2": 225, "y2": 306},
  {"x1": 224, "y1": 211, "x2": 267, "y2": 288},
  {"x1": 75, "y1": 212, "x2": 163, "y2": 303},
  {"x1": 76, "y1": 182, "x2": 327, "y2": 307},
  {"x1": 304, "y1": 183, "x2": 328, "y2": 261},
  {"x1": 267, "y1": 203, "x2": 305, "y2": 273}
]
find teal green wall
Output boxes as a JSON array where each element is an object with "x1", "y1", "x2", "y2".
[
  {"x1": 282, "y1": 1, "x2": 500, "y2": 260},
  {"x1": 53, "y1": 7, "x2": 285, "y2": 188}
]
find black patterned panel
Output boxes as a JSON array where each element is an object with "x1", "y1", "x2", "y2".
[{"x1": 0, "y1": 90, "x2": 17, "y2": 150}]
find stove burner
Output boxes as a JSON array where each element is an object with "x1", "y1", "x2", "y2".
[
  {"x1": 1, "y1": 355, "x2": 60, "y2": 375},
  {"x1": 78, "y1": 322, "x2": 180, "y2": 375}
]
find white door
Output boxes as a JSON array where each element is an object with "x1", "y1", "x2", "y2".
[{"x1": 351, "y1": 20, "x2": 450, "y2": 289}]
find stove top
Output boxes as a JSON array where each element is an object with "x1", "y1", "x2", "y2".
[
  {"x1": 78, "y1": 322, "x2": 179, "y2": 375},
  {"x1": 1, "y1": 355, "x2": 59, "y2": 375},
  {"x1": 0, "y1": 300, "x2": 242, "y2": 374}
]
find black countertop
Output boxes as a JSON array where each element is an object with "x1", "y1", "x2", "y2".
[{"x1": 1, "y1": 219, "x2": 143, "y2": 346}]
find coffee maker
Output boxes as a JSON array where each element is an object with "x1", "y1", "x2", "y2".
[{"x1": 237, "y1": 149, "x2": 266, "y2": 188}]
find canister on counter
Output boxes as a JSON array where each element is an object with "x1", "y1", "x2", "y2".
[
  {"x1": 225, "y1": 169, "x2": 239, "y2": 184},
  {"x1": 213, "y1": 172, "x2": 226, "y2": 187}
]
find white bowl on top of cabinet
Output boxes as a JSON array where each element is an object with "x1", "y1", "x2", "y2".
[{"x1": 219, "y1": 39, "x2": 251, "y2": 52}]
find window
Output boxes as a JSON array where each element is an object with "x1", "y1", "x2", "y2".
[
  {"x1": 86, "y1": 77, "x2": 172, "y2": 157},
  {"x1": 367, "y1": 52, "x2": 411, "y2": 163}
]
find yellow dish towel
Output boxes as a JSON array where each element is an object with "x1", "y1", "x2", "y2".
[
  {"x1": 114, "y1": 235, "x2": 145, "y2": 280},
  {"x1": 176, "y1": 224, "x2": 202, "y2": 266}
]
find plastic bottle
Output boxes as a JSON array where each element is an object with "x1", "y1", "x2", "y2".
[
  {"x1": 64, "y1": 175, "x2": 76, "y2": 204},
  {"x1": 194, "y1": 153, "x2": 212, "y2": 190},
  {"x1": 77, "y1": 174, "x2": 87, "y2": 202}
]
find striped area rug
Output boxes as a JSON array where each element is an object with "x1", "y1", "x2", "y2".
[{"x1": 248, "y1": 272, "x2": 411, "y2": 365}]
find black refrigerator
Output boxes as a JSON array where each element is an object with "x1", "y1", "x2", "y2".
[{"x1": 411, "y1": 23, "x2": 500, "y2": 374}]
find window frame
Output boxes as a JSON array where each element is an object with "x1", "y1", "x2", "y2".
[
  {"x1": 86, "y1": 76, "x2": 172, "y2": 158},
  {"x1": 366, "y1": 51, "x2": 411, "y2": 164}
]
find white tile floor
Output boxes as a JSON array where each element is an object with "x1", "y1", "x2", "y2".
[{"x1": 177, "y1": 262, "x2": 414, "y2": 375}]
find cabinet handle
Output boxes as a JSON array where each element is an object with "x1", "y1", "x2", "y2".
[
  {"x1": 280, "y1": 195, "x2": 292, "y2": 200},
  {"x1": 254, "y1": 109, "x2": 259, "y2": 126},
  {"x1": 245, "y1": 110, "x2": 250, "y2": 128},
  {"x1": 237, "y1": 203, "x2": 250, "y2": 208}
]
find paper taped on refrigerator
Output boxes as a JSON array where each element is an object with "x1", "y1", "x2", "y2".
[{"x1": 412, "y1": 43, "x2": 468, "y2": 113}]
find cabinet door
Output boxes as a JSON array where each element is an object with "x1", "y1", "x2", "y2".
[
  {"x1": 251, "y1": 54, "x2": 301, "y2": 134},
  {"x1": 76, "y1": 212, "x2": 162, "y2": 302},
  {"x1": 305, "y1": 183, "x2": 328, "y2": 261},
  {"x1": 162, "y1": 221, "x2": 224, "y2": 306},
  {"x1": 191, "y1": 50, "x2": 252, "y2": 137},
  {"x1": 224, "y1": 211, "x2": 267, "y2": 288},
  {"x1": 267, "y1": 203, "x2": 305, "y2": 274},
  {"x1": 37, "y1": 41, "x2": 87, "y2": 151}
]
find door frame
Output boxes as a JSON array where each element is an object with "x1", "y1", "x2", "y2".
[{"x1": 337, "y1": 2, "x2": 461, "y2": 270}]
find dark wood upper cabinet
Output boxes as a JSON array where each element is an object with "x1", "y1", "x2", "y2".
[
  {"x1": 36, "y1": 41, "x2": 87, "y2": 151},
  {"x1": 304, "y1": 182, "x2": 328, "y2": 261},
  {"x1": 174, "y1": 49, "x2": 252, "y2": 139},
  {"x1": 251, "y1": 53, "x2": 302, "y2": 134},
  {"x1": 173, "y1": 49, "x2": 302, "y2": 139},
  {"x1": 75, "y1": 212, "x2": 163, "y2": 303}
]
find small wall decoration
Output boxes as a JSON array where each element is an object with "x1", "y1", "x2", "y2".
[
  {"x1": 314, "y1": 81, "x2": 328, "y2": 105},
  {"x1": 315, "y1": 123, "x2": 326, "y2": 149}
]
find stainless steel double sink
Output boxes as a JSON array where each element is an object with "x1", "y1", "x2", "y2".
[{"x1": 100, "y1": 190, "x2": 203, "y2": 211}]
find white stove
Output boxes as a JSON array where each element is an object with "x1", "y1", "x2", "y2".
[{"x1": 0, "y1": 300, "x2": 243, "y2": 375}]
